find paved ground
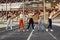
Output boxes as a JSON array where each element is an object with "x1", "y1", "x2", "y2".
[{"x1": 0, "y1": 24, "x2": 60, "y2": 40}]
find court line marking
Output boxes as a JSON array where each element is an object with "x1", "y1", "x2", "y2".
[
  {"x1": 47, "y1": 31, "x2": 57, "y2": 40},
  {"x1": 44, "y1": 23, "x2": 58, "y2": 40},
  {"x1": 27, "y1": 25, "x2": 36, "y2": 40}
]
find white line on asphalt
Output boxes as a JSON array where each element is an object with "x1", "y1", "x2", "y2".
[
  {"x1": 47, "y1": 32, "x2": 57, "y2": 40},
  {"x1": 27, "y1": 25, "x2": 36, "y2": 40}
]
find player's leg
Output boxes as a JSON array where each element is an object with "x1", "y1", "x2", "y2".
[
  {"x1": 18, "y1": 19, "x2": 21, "y2": 31},
  {"x1": 21, "y1": 19, "x2": 25, "y2": 32}
]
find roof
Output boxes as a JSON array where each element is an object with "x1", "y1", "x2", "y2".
[{"x1": 0, "y1": 0, "x2": 60, "y2": 3}]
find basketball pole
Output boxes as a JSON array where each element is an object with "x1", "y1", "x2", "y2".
[
  {"x1": 22, "y1": 0, "x2": 24, "y2": 15},
  {"x1": 43, "y1": 0, "x2": 46, "y2": 23},
  {"x1": 6, "y1": 0, "x2": 7, "y2": 20}
]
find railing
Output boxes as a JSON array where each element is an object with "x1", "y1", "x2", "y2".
[{"x1": 52, "y1": 11, "x2": 60, "y2": 19}]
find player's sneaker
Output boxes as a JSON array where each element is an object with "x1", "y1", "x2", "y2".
[
  {"x1": 50, "y1": 29, "x2": 53, "y2": 32},
  {"x1": 27, "y1": 29, "x2": 29, "y2": 31},
  {"x1": 18, "y1": 30, "x2": 20, "y2": 32},
  {"x1": 38, "y1": 30, "x2": 39, "y2": 32},
  {"x1": 46, "y1": 29, "x2": 48, "y2": 31},
  {"x1": 33, "y1": 29, "x2": 34, "y2": 31},
  {"x1": 23, "y1": 30, "x2": 25, "y2": 32}
]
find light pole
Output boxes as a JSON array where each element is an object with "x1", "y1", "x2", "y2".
[
  {"x1": 43, "y1": 0, "x2": 46, "y2": 23},
  {"x1": 10, "y1": 2, "x2": 11, "y2": 11},
  {"x1": 22, "y1": 0, "x2": 24, "y2": 14},
  {"x1": 6, "y1": 0, "x2": 7, "y2": 20}
]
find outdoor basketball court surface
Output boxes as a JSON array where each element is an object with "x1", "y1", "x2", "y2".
[{"x1": 0, "y1": 24, "x2": 60, "y2": 40}]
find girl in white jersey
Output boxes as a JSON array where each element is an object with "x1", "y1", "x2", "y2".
[{"x1": 18, "y1": 12, "x2": 25, "y2": 32}]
